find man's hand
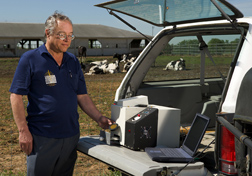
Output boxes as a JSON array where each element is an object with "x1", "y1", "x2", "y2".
[
  {"x1": 97, "y1": 116, "x2": 113, "y2": 129},
  {"x1": 19, "y1": 129, "x2": 33, "y2": 155}
]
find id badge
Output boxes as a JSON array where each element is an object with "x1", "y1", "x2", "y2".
[{"x1": 45, "y1": 70, "x2": 57, "y2": 86}]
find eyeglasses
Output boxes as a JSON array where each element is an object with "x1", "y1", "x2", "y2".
[{"x1": 56, "y1": 33, "x2": 75, "y2": 41}]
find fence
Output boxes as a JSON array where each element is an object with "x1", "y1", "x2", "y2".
[{"x1": 163, "y1": 43, "x2": 238, "y2": 56}]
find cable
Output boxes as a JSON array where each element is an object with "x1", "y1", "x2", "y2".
[{"x1": 171, "y1": 138, "x2": 216, "y2": 176}]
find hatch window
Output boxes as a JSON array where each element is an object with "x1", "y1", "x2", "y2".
[{"x1": 143, "y1": 34, "x2": 241, "y2": 82}]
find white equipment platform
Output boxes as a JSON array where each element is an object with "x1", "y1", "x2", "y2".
[{"x1": 77, "y1": 136, "x2": 212, "y2": 176}]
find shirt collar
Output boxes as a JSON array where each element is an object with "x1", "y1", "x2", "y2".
[
  {"x1": 38, "y1": 44, "x2": 49, "y2": 55},
  {"x1": 39, "y1": 44, "x2": 70, "y2": 64}
]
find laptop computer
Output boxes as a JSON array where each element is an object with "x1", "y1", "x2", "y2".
[{"x1": 145, "y1": 113, "x2": 210, "y2": 162}]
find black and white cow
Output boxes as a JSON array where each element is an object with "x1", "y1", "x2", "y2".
[
  {"x1": 81, "y1": 59, "x2": 107, "y2": 75},
  {"x1": 81, "y1": 63, "x2": 97, "y2": 74},
  {"x1": 90, "y1": 59, "x2": 108, "y2": 65},
  {"x1": 113, "y1": 53, "x2": 124, "y2": 62},
  {"x1": 85, "y1": 64, "x2": 104, "y2": 75},
  {"x1": 100, "y1": 60, "x2": 120, "y2": 74},
  {"x1": 118, "y1": 53, "x2": 138, "y2": 72},
  {"x1": 122, "y1": 56, "x2": 136, "y2": 72},
  {"x1": 163, "y1": 58, "x2": 186, "y2": 71},
  {"x1": 83, "y1": 59, "x2": 119, "y2": 75}
]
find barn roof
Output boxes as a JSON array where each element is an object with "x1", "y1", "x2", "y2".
[{"x1": 0, "y1": 22, "x2": 150, "y2": 39}]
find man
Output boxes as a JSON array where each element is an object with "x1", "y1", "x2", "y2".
[{"x1": 9, "y1": 12, "x2": 113, "y2": 176}]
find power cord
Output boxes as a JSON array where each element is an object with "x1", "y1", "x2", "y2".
[{"x1": 171, "y1": 138, "x2": 216, "y2": 176}]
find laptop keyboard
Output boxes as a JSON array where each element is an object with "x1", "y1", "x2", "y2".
[{"x1": 160, "y1": 148, "x2": 186, "y2": 157}]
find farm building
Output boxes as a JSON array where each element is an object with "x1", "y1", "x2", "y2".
[{"x1": 0, "y1": 22, "x2": 151, "y2": 57}]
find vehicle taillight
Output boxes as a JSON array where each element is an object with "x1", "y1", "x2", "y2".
[{"x1": 220, "y1": 126, "x2": 237, "y2": 175}]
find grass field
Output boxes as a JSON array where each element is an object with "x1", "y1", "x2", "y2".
[
  {"x1": 0, "y1": 54, "x2": 232, "y2": 175},
  {"x1": 0, "y1": 56, "x2": 126, "y2": 175}
]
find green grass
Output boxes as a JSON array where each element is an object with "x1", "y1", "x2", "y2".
[
  {"x1": 155, "y1": 55, "x2": 232, "y2": 66},
  {"x1": 144, "y1": 55, "x2": 232, "y2": 82}
]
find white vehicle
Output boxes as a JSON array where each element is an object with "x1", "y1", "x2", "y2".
[{"x1": 78, "y1": 0, "x2": 252, "y2": 175}]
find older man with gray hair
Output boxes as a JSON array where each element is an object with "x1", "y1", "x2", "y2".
[{"x1": 9, "y1": 11, "x2": 113, "y2": 176}]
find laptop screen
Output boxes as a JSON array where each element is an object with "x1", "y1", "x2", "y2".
[{"x1": 182, "y1": 114, "x2": 210, "y2": 156}]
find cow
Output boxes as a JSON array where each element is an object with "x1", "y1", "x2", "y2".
[
  {"x1": 77, "y1": 46, "x2": 87, "y2": 63},
  {"x1": 113, "y1": 52, "x2": 141, "y2": 72},
  {"x1": 83, "y1": 59, "x2": 119, "y2": 75},
  {"x1": 90, "y1": 59, "x2": 108, "y2": 65},
  {"x1": 84, "y1": 64, "x2": 104, "y2": 75},
  {"x1": 118, "y1": 53, "x2": 138, "y2": 72},
  {"x1": 101, "y1": 60, "x2": 120, "y2": 74},
  {"x1": 113, "y1": 53, "x2": 124, "y2": 62},
  {"x1": 121, "y1": 54, "x2": 130, "y2": 63},
  {"x1": 113, "y1": 53, "x2": 131, "y2": 72},
  {"x1": 81, "y1": 62, "x2": 96, "y2": 74},
  {"x1": 163, "y1": 58, "x2": 186, "y2": 71},
  {"x1": 81, "y1": 59, "x2": 107, "y2": 74},
  {"x1": 122, "y1": 56, "x2": 136, "y2": 72}
]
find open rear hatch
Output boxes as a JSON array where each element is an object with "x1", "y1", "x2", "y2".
[{"x1": 95, "y1": 0, "x2": 243, "y2": 27}]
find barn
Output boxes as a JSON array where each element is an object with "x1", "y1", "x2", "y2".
[{"x1": 0, "y1": 22, "x2": 151, "y2": 57}]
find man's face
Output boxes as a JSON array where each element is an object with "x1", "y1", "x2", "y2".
[{"x1": 47, "y1": 20, "x2": 73, "y2": 53}]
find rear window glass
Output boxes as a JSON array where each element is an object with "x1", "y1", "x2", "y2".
[
  {"x1": 96, "y1": 0, "x2": 242, "y2": 26},
  {"x1": 143, "y1": 34, "x2": 241, "y2": 82}
]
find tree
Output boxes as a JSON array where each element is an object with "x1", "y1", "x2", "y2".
[
  {"x1": 177, "y1": 39, "x2": 198, "y2": 46},
  {"x1": 208, "y1": 38, "x2": 225, "y2": 45},
  {"x1": 208, "y1": 38, "x2": 225, "y2": 55},
  {"x1": 230, "y1": 38, "x2": 239, "y2": 44}
]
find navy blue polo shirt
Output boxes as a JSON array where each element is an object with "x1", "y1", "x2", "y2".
[{"x1": 9, "y1": 44, "x2": 87, "y2": 138}]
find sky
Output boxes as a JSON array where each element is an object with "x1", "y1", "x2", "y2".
[{"x1": 0, "y1": 0, "x2": 251, "y2": 36}]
